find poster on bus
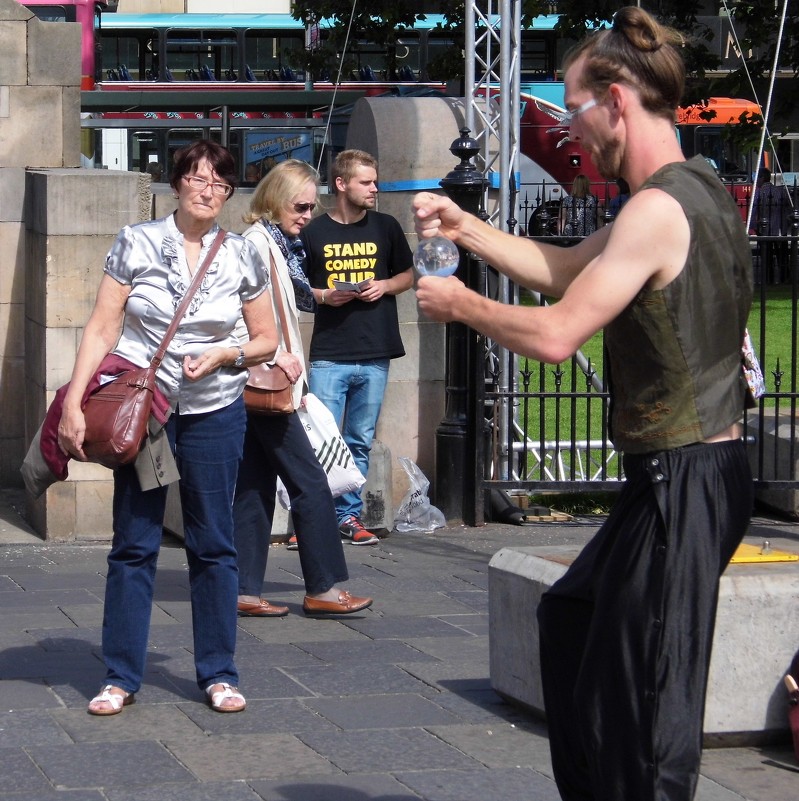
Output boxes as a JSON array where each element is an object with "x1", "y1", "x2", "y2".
[{"x1": 244, "y1": 131, "x2": 313, "y2": 183}]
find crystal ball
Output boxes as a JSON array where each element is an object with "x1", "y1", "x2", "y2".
[{"x1": 413, "y1": 236, "x2": 460, "y2": 277}]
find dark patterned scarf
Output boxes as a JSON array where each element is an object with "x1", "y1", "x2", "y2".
[{"x1": 264, "y1": 220, "x2": 315, "y2": 313}]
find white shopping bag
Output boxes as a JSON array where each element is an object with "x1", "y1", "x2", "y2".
[{"x1": 276, "y1": 393, "x2": 365, "y2": 510}]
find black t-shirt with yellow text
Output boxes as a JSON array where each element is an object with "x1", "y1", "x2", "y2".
[{"x1": 301, "y1": 211, "x2": 412, "y2": 362}]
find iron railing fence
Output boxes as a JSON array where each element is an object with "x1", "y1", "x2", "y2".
[{"x1": 473, "y1": 188, "x2": 799, "y2": 513}]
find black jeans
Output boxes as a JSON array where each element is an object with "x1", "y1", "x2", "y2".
[
  {"x1": 233, "y1": 410, "x2": 349, "y2": 596},
  {"x1": 538, "y1": 439, "x2": 753, "y2": 801}
]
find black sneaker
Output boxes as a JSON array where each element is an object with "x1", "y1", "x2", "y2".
[{"x1": 338, "y1": 516, "x2": 379, "y2": 546}]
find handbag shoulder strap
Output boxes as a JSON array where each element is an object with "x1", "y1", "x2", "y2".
[
  {"x1": 151, "y1": 228, "x2": 226, "y2": 370},
  {"x1": 268, "y1": 251, "x2": 292, "y2": 355}
]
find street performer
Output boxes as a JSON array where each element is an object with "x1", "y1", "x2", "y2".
[{"x1": 412, "y1": 7, "x2": 753, "y2": 801}]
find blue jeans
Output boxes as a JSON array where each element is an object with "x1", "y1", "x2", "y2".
[
  {"x1": 308, "y1": 359, "x2": 389, "y2": 523},
  {"x1": 102, "y1": 397, "x2": 245, "y2": 694},
  {"x1": 234, "y1": 410, "x2": 349, "y2": 595}
]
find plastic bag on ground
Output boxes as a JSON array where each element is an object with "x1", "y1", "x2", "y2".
[{"x1": 393, "y1": 456, "x2": 445, "y2": 533}]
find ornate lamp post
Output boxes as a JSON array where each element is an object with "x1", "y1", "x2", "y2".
[{"x1": 434, "y1": 128, "x2": 487, "y2": 522}]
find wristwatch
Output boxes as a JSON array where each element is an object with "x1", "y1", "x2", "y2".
[{"x1": 233, "y1": 346, "x2": 246, "y2": 368}]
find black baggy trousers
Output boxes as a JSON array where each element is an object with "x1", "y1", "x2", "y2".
[{"x1": 538, "y1": 439, "x2": 753, "y2": 801}]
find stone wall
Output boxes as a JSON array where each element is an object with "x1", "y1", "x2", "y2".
[
  {"x1": 0, "y1": 0, "x2": 81, "y2": 487},
  {"x1": 24, "y1": 170, "x2": 151, "y2": 541}
]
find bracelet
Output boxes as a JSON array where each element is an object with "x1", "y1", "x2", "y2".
[{"x1": 320, "y1": 290, "x2": 327, "y2": 305}]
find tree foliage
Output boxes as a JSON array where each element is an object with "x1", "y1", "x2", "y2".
[{"x1": 291, "y1": 0, "x2": 797, "y2": 130}]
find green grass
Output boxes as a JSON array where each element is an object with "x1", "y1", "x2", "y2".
[{"x1": 747, "y1": 285, "x2": 797, "y2": 388}]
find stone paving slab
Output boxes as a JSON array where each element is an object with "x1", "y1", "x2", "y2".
[
  {"x1": 0, "y1": 489, "x2": 797, "y2": 800},
  {"x1": 291, "y1": 638, "x2": 439, "y2": 665},
  {"x1": 178, "y1": 698, "x2": 341, "y2": 736},
  {"x1": 27, "y1": 739, "x2": 195, "y2": 789},
  {"x1": 166, "y1": 732, "x2": 341, "y2": 782},
  {"x1": 300, "y1": 727, "x2": 479, "y2": 773},
  {"x1": 0, "y1": 747, "x2": 68, "y2": 796},
  {"x1": 306, "y1": 693, "x2": 462, "y2": 730},
  {"x1": 396, "y1": 767, "x2": 561, "y2": 801},
  {"x1": 51, "y1": 703, "x2": 206, "y2": 743}
]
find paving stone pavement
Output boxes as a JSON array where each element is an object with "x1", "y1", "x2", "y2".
[{"x1": 0, "y1": 488, "x2": 798, "y2": 801}]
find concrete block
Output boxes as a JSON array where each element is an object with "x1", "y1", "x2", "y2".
[
  {"x1": 40, "y1": 235, "x2": 111, "y2": 328},
  {"x1": 24, "y1": 229, "x2": 47, "y2": 327},
  {"x1": 26, "y1": 169, "x2": 144, "y2": 234},
  {"x1": 23, "y1": 323, "x2": 46, "y2": 403},
  {"x1": 32, "y1": 480, "x2": 77, "y2": 542},
  {"x1": 0, "y1": 352, "x2": 25, "y2": 435},
  {"x1": 393, "y1": 319, "x2": 446, "y2": 381},
  {"x1": 0, "y1": 225, "x2": 24, "y2": 330},
  {"x1": 61, "y1": 87, "x2": 81, "y2": 167},
  {"x1": 23, "y1": 464, "x2": 113, "y2": 542},
  {"x1": 0, "y1": 22, "x2": 28, "y2": 85},
  {"x1": 377, "y1": 380, "x2": 441, "y2": 505},
  {"x1": 45, "y1": 326, "x2": 81, "y2": 391},
  {"x1": 488, "y1": 543, "x2": 799, "y2": 743},
  {"x1": 0, "y1": 297, "x2": 24, "y2": 359},
  {"x1": 0, "y1": 171, "x2": 25, "y2": 224},
  {"x1": 0, "y1": 435, "x2": 25, "y2": 488},
  {"x1": 0, "y1": 0, "x2": 31, "y2": 20},
  {"x1": 73, "y1": 477, "x2": 114, "y2": 540},
  {"x1": 27, "y1": 17, "x2": 81, "y2": 87},
  {"x1": 0, "y1": 87, "x2": 67, "y2": 167}
]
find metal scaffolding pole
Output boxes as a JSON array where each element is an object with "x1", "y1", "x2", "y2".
[{"x1": 464, "y1": 0, "x2": 521, "y2": 482}]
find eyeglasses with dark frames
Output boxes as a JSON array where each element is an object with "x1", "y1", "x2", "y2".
[
  {"x1": 184, "y1": 176, "x2": 232, "y2": 197},
  {"x1": 292, "y1": 202, "x2": 317, "y2": 213}
]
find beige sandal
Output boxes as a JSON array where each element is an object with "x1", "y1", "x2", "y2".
[
  {"x1": 206, "y1": 682, "x2": 246, "y2": 713},
  {"x1": 88, "y1": 685, "x2": 134, "y2": 716}
]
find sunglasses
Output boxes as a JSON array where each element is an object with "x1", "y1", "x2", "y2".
[
  {"x1": 292, "y1": 202, "x2": 317, "y2": 213},
  {"x1": 562, "y1": 97, "x2": 598, "y2": 126}
]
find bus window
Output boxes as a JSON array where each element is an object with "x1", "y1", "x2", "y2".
[
  {"x1": 101, "y1": 29, "x2": 153, "y2": 80},
  {"x1": 244, "y1": 29, "x2": 305, "y2": 79},
  {"x1": 521, "y1": 34, "x2": 555, "y2": 80},
  {"x1": 424, "y1": 33, "x2": 454, "y2": 81},
  {"x1": 130, "y1": 130, "x2": 158, "y2": 173},
  {"x1": 395, "y1": 33, "x2": 422, "y2": 78},
  {"x1": 165, "y1": 29, "x2": 238, "y2": 82}
]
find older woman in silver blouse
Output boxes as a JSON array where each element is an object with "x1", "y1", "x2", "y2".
[{"x1": 57, "y1": 141, "x2": 277, "y2": 716}]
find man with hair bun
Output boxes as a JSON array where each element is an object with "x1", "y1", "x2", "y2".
[{"x1": 412, "y1": 7, "x2": 752, "y2": 800}]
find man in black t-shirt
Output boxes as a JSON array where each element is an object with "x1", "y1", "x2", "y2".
[{"x1": 301, "y1": 149, "x2": 413, "y2": 545}]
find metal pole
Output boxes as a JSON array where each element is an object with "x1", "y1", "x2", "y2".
[{"x1": 435, "y1": 130, "x2": 487, "y2": 522}]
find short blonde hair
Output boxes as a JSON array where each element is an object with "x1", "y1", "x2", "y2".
[
  {"x1": 243, "y1": 159, "x2": 320, "y2": 225},
  {"x1": 331, "y1": 149, "x2": 378, "y2": 193}
]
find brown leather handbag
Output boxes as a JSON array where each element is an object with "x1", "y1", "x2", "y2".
[
  {"x1": 82, "y1": 229, "x2": 226, "y2": 468},
  {"x1": 243, "y1": 251, "x2": 295, "y2": 415}
]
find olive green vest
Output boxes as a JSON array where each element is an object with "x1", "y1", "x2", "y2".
[{"x1": 604, "y1": 157, "x2": 752, "y2": 454}]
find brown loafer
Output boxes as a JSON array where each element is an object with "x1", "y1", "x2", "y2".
[
  {"x1": 303, "y1": 590, "x2": 373, "y2": 615},
  {"x1": 237, "y1": 598, "x2": 289, "y2": 617}
]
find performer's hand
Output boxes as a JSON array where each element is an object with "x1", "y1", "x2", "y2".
[
  {"x1": 415, "y1": 275, "x2": 467, "y2": 323},
  {"x1": 412, "y1": 192, "x2": 466, "y2": 242}
]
